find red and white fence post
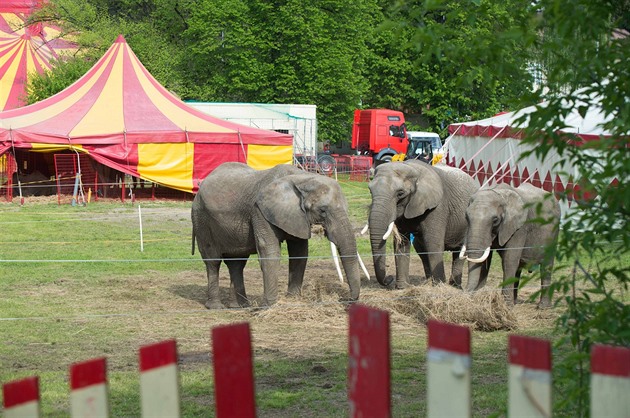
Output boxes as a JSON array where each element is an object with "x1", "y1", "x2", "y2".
[
  {"x1": 508, "y1": 335, "x2": 552, "y2": 417},
  {"x1": 427, "y1": 319, "x2": 471, "y2": 417},
  {"x1": 348, "y1": 304, "x2": 391, "y2": 418},
  {"x1": 590, "y1": 344, "x2": 630, "y2": 417},
  {"x1": 211, "y1": 322, "x2": 256, "y2": 418},
  {"x1": 2, "y1": 376, "x2": 40, "y2": 418},
  {"x1": 70, "y1": 357, "x2": 109, "y2": 417},
  {"x1": 139, "y1": 339, "x2": 180, "y2": 417}
]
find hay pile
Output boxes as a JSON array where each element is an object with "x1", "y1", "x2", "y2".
[{"x1": 254, "y1": 280, "x2": 518, "y2": 332}]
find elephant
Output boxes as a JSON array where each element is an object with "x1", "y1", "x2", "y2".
[
  {"x1": 366, "y1": 160, "x2": 479, "y2": 289},
  {"x1": 459, "y1": 182, "x2": 561, "y2": 307},
  {"x1": 191, "y1": 162, "x2": 363, "y2": 309}
]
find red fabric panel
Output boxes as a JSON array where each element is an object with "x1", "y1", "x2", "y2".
[
  {"x1": 84, "y1": 143, "x2": 140, "y2": 178},
  {"x1": 192, "y1": 143, "x2": 243, "y2": 191}
]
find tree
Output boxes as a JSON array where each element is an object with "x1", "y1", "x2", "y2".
[{"x1": 396, "y1": 0, "x2": 629, "y2": 415}]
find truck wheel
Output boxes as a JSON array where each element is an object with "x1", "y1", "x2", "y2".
[
  {"x1": 374, "y1": 154, "x2": 393, "y2": 168},
  {"x1": 317, "y1": 155, "x2": 336, "y2": 175}
]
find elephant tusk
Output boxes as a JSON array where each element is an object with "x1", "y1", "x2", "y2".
[
  {"x1": 466, "y1": 247, "x2": 491, "y2": 263},
  {"x1": 382, "y1": 222, "x2": 395, "y2": 240},
  {"x1": 357, "y1": 251, "x2": 370, "y2": 281},
  {"x1": 458, "y1": 244, "x2": 467, "y2": 260},
  {"x1": 360, "y1": 223, "x2": 369, "y2": 235},
  {"x1": 330, "y1": 242, "x2": 344, "y2": 283}
]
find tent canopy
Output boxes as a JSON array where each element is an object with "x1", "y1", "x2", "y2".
[
  {"x1": 0, "y1": 35, "x2": 293, "y2": 193},
  {"x1": 0, "y1": 0, "x2": 77, "y2": 111},
  {"x1": 445, "y1": 95, "x2": 616, "y2": 216}
]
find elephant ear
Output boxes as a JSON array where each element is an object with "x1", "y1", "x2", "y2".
[
  {"x1": 498, "y1": 188, "x2": 527, "y2": 246},
  {"x1": 256, "y1": 178, "x2": 311, "y2": 240},
  {"x1": 404, "y1": 166, "x2": 444, "y2": 219}
]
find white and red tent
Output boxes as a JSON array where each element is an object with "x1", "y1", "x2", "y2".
[{"x1": 445, "y1": 94, "x2": 616, "y2": 216}]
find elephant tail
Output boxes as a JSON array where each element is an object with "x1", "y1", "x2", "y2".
[{"x1": 191, "y1": 229, "x2": 196, "y2": 255}]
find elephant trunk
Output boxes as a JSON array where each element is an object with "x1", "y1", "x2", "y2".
[
  {"x1": 462, "y1": 226, "x2": 493, "y2": 291},
  {"x1": 328, "y1": 216, "x2": 361, "y2": 300},
  {"x1": 368, "y1": 199, "x2": 396, "y2": 287}
]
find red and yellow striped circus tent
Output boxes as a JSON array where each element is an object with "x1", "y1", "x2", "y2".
[
  {"x1": 0, "y1": 35, "x2": 294, "y2": 194},
  {"x1": 0, "y1": 0, "x2": 78, "y2": 111}
]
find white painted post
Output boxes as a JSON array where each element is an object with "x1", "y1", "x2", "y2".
[
  {"x1": 139, "y1": 340, "x2": 180, "y2": 418},
  {"x1": 590, "y1": 344, "x2": 630, "y2": 417},
  {"x1": 508, "y1": 335, "x2": 552, "y2": 417},
  {"x1": 427, "y1": 320, "x2": 471, "y2": 418},
  {"x1": 138, "y1": 205, "x2": 144, "y2": 252},
  {"x1": 70, "y1": 357, "x2": 109, "y2": 417},
  {"x1": 2, "y1": 376, "x2": 40, "y2": 418}
]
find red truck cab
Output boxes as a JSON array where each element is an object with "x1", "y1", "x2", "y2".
[{"x1": 351, "y1": 109, "x2": 408, "y2": 163}]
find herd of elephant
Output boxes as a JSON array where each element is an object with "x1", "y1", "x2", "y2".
[{"x1": 191, "y1": 160, "x2": 561, "y2": 310}]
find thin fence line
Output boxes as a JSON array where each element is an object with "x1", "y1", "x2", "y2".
[{"x1": 0, "y1": 246, "x2": 568, "y2": 263}]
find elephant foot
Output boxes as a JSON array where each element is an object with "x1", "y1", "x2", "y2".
[
  {"x1": 448, "y1": 280, "x2": 462, "y2": 290},
  {"x1": 537, "y1": 299, "x2": 552, "y2": 309},
  {"x1": 379, "y1": 275, "x2": 396, "y2": 289},
  {"x1": 205, "y1": 299, "x2": 227, "y2": 310},
  {"x1": 395, "y1": 280, "x2": 409, "y2": 290}
]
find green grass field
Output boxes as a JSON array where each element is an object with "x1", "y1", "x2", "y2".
[{"x1": 0, "y1": 179, "x2": 597, "y2": 417}]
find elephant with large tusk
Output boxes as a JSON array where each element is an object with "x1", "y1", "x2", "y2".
[
  {"x1": 460, "y1": 183, "x2": 561, "y2": 307},
  {"x1": 367, "y1": 160, "x2": 479, "y2": 289},
  {"x1": 191, "y1": 162, "x2": 363, "y2": 309}
]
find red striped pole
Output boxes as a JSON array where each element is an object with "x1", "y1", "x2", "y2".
[
  {"x1": 70, "y1": 357, "x2": 109, "y2": 417},
  {"x1": 348, "y1": 304, "x2": 391, "y2": 418},
  {"x1": 427, "y1": 320, "x2": 471, "y2": 417},
  {"x1": 3, "y1": 376, "x2": 40, "y2": 418},
  {"x1": 139, "y1": 339, "x2": 180, "y2": 417},
  {"x1": 212, "y1": 322, "x2": 256, "y2": 418},
  {"x1": 508, "y1": 335, "x2": 552, "y2": 417},
  {"x1": 590, "y1": 344, "x2": 630, "y2": 417}
]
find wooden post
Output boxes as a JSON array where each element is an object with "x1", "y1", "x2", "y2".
[
  {"x1": 70, "y1": 357, "x2": 109, "y2": 417},
  {"x1": 427, "y1": 319, "x2": 471, "y2": 417},
  {"x1": 348, "y1": 304, "x2": 391, "y2": 418},
  {"x1": 139, "y1": 340, "x2": 180, "y2": 418},
  {"x1": 212, "y1": 322, "x2": 256, "y2": 418},
  {"x1": 3, "y1": 377, "x2": 40, "y2": 418},
  {"x1": 508, "y1": 335, "x2": 552, "y2": 417},
  {"x1": 590, "y1": 344, "x2": 630, "y2": 417}
]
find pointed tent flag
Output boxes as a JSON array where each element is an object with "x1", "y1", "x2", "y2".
[
  {"x1": 0, "y1": 0, "x2": 78, "y2": 110},
  {"x1": 0, "y1": 35, "x2": 294, "y2": 193}
]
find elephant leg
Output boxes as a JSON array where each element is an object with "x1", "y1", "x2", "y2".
[
  {"x1": 253, "y1": 217, "x2": 282, "y2": 306},
  {"x1": 426, "y1": 238, "x2": 447, "y2": 284},
  {"x1": 514, "y1": 267, "x2": 522, "y2": 303},
  {"x1": 203, "y1": 259, "x2": 225, "y2": 309},
  {"x1": 500, "y1": 248, "x2": 522, "y2": 305},
  {"x1": 225, "y1": 258, "x2": 249, "y2": 308},
  {"x1": 287, "y1": 239, "x2": 308, "y2": 296},
  {"x1": 394, "y1": 233, "x2": 412, "y2": 289},
  {"x1": 538, "y1": 259, "x2": 553, "y2": 309},
  {"x1": 449, "y1": 252, "x2": 464, "y2": 289},
  {"x1": 413, "y1": 238, "x2": 432, "y2": 283}
]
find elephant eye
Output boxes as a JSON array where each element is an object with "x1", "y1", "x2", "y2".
[
  {"x1": 492, "y1": 215, "x2": 500, "y2": 226},
  {"x1": 396, "y1": 190, "x2": 406, "y2": 199}
]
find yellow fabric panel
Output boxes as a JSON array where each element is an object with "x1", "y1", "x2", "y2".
[
  {"x1": 30, "y1": 144, "x2": 85, "y2": 153},
  {"x1": 71, "y1": 48, "x2": 124, "y2": 137},
  {"x1": 246, "y1": 145, "x2": 293, "y2": 170},
  {"x1": 137, "y1": 142, "x2": 194, "y2": 193}
]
